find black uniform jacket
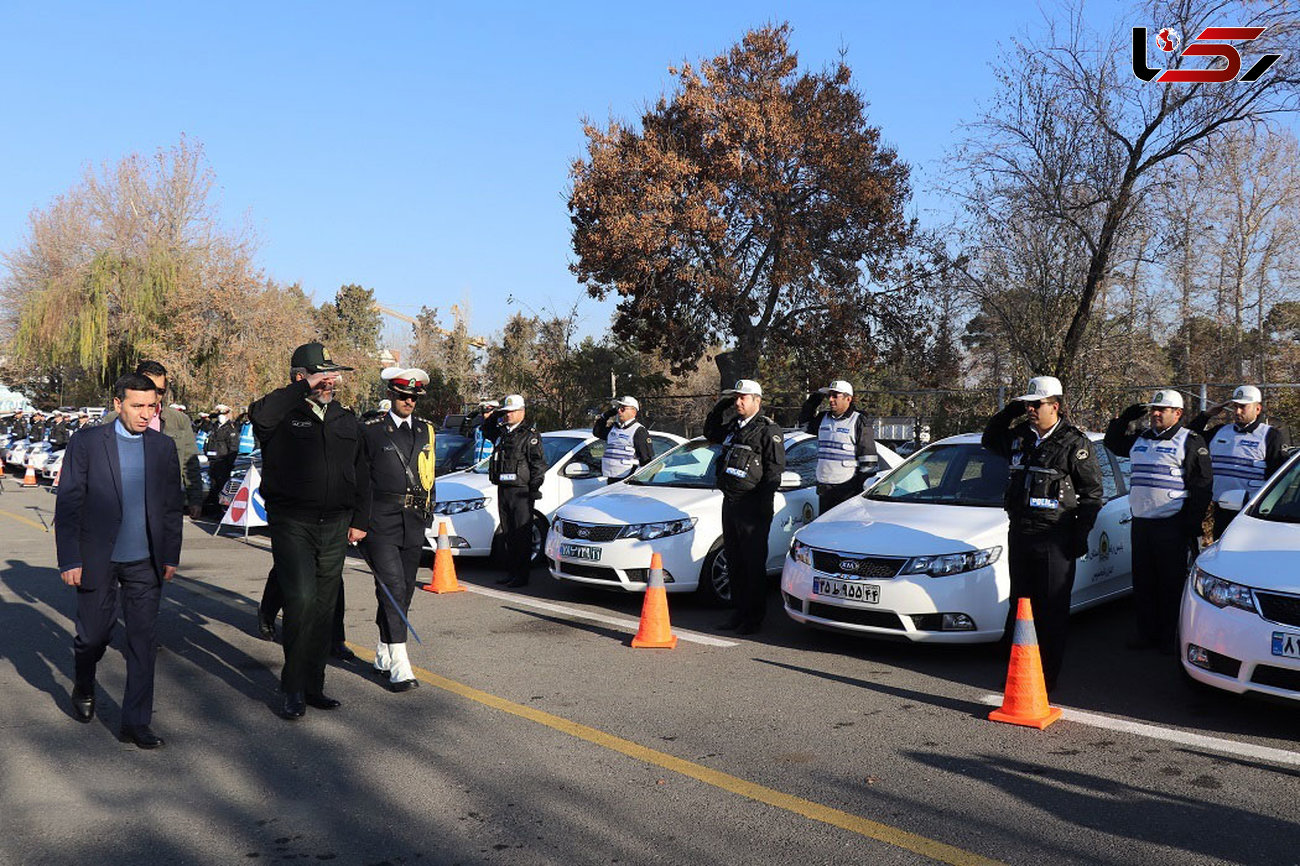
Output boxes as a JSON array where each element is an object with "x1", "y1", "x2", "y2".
[
  {"x1": 248, "y1": 379, "x2": 369, "y2": 529},
  {"x1": 207, "y1": 419, "x2": 240, "y2": 458},
  {"x1": 482, "y1": 414, "x2": 546, "y2": 497},
  {"x1": 982, "y1": 405, "x2": 1104, "y2": 538},
  {"x1": 1104, "y1": 412, "x2": 1212, "y2": 534},
  {"x1": 703, "y1": 398, "x2": 786, "y2": 501},
  {"x1": 359, "y1": 414, "x2": 435, "y2": 547}
]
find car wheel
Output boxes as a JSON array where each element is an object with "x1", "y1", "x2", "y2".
[{"x1": 697, "y1": 542, "x2": 731, "y2": 606}]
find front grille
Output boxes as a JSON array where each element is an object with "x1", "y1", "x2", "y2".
[
  {"x1": 558, "y1": 520, "x2": 623, "y2": 542},
  {"x1": 809, "y1": 549, "x2": 905, "y2": 579},
  {"x1": 1256, "y1": 591, "x2": 1300, "y2": 628},
  {"x1": 223, "y1": 478, "x2": 243, "y2": 496},
  {"x1": 554, "y1": 562, "x2": 621, "y2": 583},
  {"x1": 807, "y1": 601, "x2": 905, "y2": 630},
  {"x1": 1251, "y1": 664, "x2": 1300, "y2": 692}
]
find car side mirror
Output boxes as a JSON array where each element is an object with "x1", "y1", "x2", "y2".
[
  {"x1": 779, "y1": 470, "x2": 804, "y2": 491},
  {"x1": 564, "y1": 461, "x2": 595, "y2": 478},
  {"x1": 1217, "y1": 488, "x2": 1250, "y2": 511}
]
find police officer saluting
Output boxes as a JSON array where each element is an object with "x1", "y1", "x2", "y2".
[
  {"x1": 1104, "y1": 388, "x2": 1212, "y2": 653},
  {"x1": 592, "y1": 395, "x2": 654, "y2": 482},
  {"x1": 799, "y1": 379, "x2": 880, "y2": 514},
  {"x1": 359, "y1": 367, "x2": 435, "y2": 693},
  {"x1": 249, "y1": 341, "x2": 369, "y2": 719},
  {"x1": 482, "y1": 395, "x2": 545, "y2": 588},
  {"x1": 1187, "y1": 385, "x2": 1288, "y2": 539},
  {"x1": 704, "y1": 379, "x2": 785, "y2": 635},
  {"x1": 983, "y1": 376, "x2": 1103, "y2": 691}
]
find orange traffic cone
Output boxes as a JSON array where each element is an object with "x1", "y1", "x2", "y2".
[
  {"x1": 21, "y1": 463, "x2": 38, "y2": 487},
  {"x1": 0, "y1": 459, "x2": 6, "y2": 477},
  {"x1": 422, "y1": 522, "x2": 465, "y2": 593},
  {"x1": 989, "y1": 598, "x2": 1062, "y2": 730},
  {"x1": 631, "y1": 553, "x2": 678, "y2": 649}
]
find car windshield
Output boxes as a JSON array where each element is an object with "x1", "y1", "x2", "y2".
[
  {"x1": 627, "y1": 440, "x2": 721, "y2": 488},
  {"x1": 866, "y1": 442, "x2": 1009, "y2": 507},
  {"x1": 434, "y1": 435, "x2": 471, "y2": 463},
  {"x1": 471, "y1": 435, "x2": 585, "y2": 473},
  {"x1": 1248, "y1": 456, "x2": 1300, "y2": 523}
]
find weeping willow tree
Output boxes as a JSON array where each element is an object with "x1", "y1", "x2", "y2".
[{"x1": 14, "y1": 251, "x2": 175, "y2": 389}]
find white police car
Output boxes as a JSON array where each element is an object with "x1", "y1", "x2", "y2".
[
  {"x1": 1180, "y1": 451, "x2": 1300, "y2": 702},
  {"x1": 780, "y1": 432, "x2": 1134, "y2": 642},
  {"x1": 426, "y1": 429, "x2": 686, "y2": 560},
  {"x1": 545, "y1": 433, "x2": 901, "y2": 602}
]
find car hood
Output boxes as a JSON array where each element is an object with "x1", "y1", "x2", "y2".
[
  {"x1": 796, "y1": 496, "x2": 1008, "y2": 556},
  {"x1": 436, "y1": 471, "x2": 494, "y2": 501},
  {"x1": 1197, "y1": 514, "x2": 1300, "y2": 591},
  {"x1": 557, "y1": 483, "x2": 719, "y2": 524}
]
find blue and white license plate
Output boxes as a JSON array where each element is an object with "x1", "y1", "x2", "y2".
[
  {"x1": 812, "y1": 577, "x2": 879, "y2": 603},
  {"x1": 1271, "y1": 631, "x2": 1300, "y2": 659},
  {"x1": 559, "y1": 543, "x2": 601, "y2": 562}
]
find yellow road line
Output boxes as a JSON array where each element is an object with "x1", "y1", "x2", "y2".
[
  {"x1": 0, "y1": 509, "x2": 49, "y2": 532},
  {"x1": 350, "y1": 644, "x2": 1003, "y2": 866}
]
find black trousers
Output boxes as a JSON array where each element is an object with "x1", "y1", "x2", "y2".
[
  {"x1": 74, "y1": 558, "x2": 162, "y2": 727},
  {"x1": 721, "y1": 495, "x2": 774, "y2": 626},
  {"x1": 497, "y1": 487, "x2": 534, "y2": 582},
  {"x1": 1131, "y1": 515, "x2": 1197, "y2": 648},
  {"x1": 267, "y1": 512, "x2": 349, "y2": 694},
  {"x1": 817, "y1": 479, "x2": 860, "y2": 515},
  {"x1": 260, "y1": 567, "x2": 346, "y2": 643},
  {"x1": 205, "y1": 454, "x2": 237, "y2": 508},
  {"x1": 361, "y1": 539, "x2": 422, "y2": 643},
  {"x1": 1210, "y1": 503, "x2": 1237, "y2": 540},
  {"x1": 1005, "y1": 529, "x2": 1076, "y2": 689}
]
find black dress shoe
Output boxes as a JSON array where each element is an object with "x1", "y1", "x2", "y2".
[
  {"x1": 257, "y1": 616, "x2": 276, "y2": 641},
  {"x1": 71, "y1": 689, "x2": 95, "y2": 723},
  {"x1": 330, "y1": 644, "x2": 358, "y2": 663},
  {"x1": 735, "y1": 622, "x2": 761, "y2": 636},
  {"x1": 505, "y1": 577, "x2": 529, "y2": 588},
  {"x1": 494, "y1": 575, "x2": 513, "y2": 585},
  {"x1": 119, "y1": 724, "x2": 164, "y2": 749},
  {"x1": 282, "y1": 692, "x2": 306, "y2": 719},
  {"x1": 304, "y1": 693, "x2": 342, "y2": 710},
  {"x1": 390, "y1": 679, "x2": 419, "y2": 693}
]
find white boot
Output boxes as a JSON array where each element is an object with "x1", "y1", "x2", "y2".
[
  {"x1": 388, "y1": 642, "x2": 418, "y2": 691},
  {"x1": 374, "y1": 641, "x2": 392, "y2": 674}
]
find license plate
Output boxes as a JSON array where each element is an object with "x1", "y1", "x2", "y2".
[
  {"x1": 1271, "y1": 631, "x2": 1300, "y2": 659},
  {"x1": 559, "y1": 543, "x2": 601, "y2": 562},
  {"x1": 812, "y1": 577, "x2": 879, "y2": 603}
]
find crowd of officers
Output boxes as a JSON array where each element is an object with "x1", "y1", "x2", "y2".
[{"x1": 26, "y1": 341, "x2": 1294, "y2": 723}]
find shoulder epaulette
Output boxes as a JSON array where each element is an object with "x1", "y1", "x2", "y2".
[{"x1": 364, "y1": 416, "x2": 384, "y2": 425}]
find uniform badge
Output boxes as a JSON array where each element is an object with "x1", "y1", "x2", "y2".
[
  {"x1": 530, "y1": 437, "x2": 539, "y2": 445},
  {"x1": 1076, "y1": 448, "x2": 1089, "y2": 460},
  {"x1": 1198, "y1": 447, "x2": 1209, "y2": 455},
  {"x1": 772, "y1": 434, "x2": 781, "y2": 442}
]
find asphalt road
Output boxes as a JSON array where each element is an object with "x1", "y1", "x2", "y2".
[{"x1": 1, "y1": 481, "x2": 1297, "y2": 866}]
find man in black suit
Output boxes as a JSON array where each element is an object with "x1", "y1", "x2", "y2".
[{"x1": 55, "y1": 373, "x2": 184, "y2": 749}]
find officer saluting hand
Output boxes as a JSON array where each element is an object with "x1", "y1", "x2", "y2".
[
  {"x1": 983, "y1": 376, "x2": 1103, "y2": 692},
  {"x1": 358, "y1": 367, "x2": 435, "y2": 693},
  {"x1": 704, "y1": 379, "x2": 785, "y2": 635},
  {"x1": 482, "y1": 395, "x2": 545, "y2": 588}
]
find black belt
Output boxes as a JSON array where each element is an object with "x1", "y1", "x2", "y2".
[{"x1": 376, "y1": 491, "x2": 430, "y2": 510}]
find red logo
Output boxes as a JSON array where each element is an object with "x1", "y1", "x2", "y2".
[
  {"x1": 1132, "y1": 26, "x2": 1281, "y2": 83},
  {"x1": 229, "y1": 484, "x2": 250, "y2": 523}
]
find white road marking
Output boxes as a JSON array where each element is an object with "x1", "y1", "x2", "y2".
[
  {"x1": 465, "y1": 584, "x2": 739, "y2": 647},
  {"x1": 979, "y1": 694, "x2": 1300, "y2": 767}
]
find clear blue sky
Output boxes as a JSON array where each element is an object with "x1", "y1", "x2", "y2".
[{"x1": 1, "y1": 1, "x2": 1142, "y2": 344}]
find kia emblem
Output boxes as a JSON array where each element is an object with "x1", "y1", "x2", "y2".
[
  {"x1": 578, "y1": 528, "x2": 590, "y2": 538},
  {"x1": 839, "y1": 559, "x2": 858, "y2": 573}
]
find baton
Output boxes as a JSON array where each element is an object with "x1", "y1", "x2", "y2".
[{"x1": 373, "y1": 570, "x2": 424, "y2": 645}]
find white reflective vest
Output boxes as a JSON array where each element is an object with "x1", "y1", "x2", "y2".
[
  {"x1": 1208, "y1": 423, "x2": 1272, "y2": 503},
  {"x1": 817, "y1": 411, "x2": 861, "y2": 485},
  {"x1": 1129, "y1": 428, "x2": 1191, "y2": 519},
  {"x1": 602, "y1": 421, "x2": 642, "y2": 479}
]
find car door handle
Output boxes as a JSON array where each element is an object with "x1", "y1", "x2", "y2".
[{"x1": 1119, "y1": 514, "x2": 1132, "y2": 524}]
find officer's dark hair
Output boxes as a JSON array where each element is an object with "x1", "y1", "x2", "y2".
[
  {"x1": 135, "y1": 360, "x2": 168, "y2": 380},
  {"x1": 290, "y1": 366, "x2": 309, "y2": 383},
  {"x1": 113, "y1": 373, "x2": 158, "y2": 402}
]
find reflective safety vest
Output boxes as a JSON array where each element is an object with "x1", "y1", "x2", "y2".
[
  {"x1": 817, "y1": 411, "x2": 861, "y2": 484},
  {"x1": 602, "y1": 421, "x2": 642, "y2": 479},
  {"x1": 1129, "y1": 428, "x2": 1191, "y2": 519},
  {"x1": 1208, "y1": 423, "x2": 1272, "y2": 504},
  {"x1": 238, "y1": 422, "x2": 255, "y2": 454},
  {"x1": 473, "y1": 427, "x2": 494, "y2": 463}
]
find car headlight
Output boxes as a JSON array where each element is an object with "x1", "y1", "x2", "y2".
[
  {"x1": 433, "y1": 497, "x2": 488, "y2": 515},
  {"x1": 616, "y1": 517, "x2": 697, "y2": 541},
  {"x1": 1192, "y1": 566, "x2": 1256, "y2": 612},
  {"x1": 901, "y1": 546, "x2": 1002, "y2": 578},
  {"x1": 790, "y1": 538, "x2": 813, "y2": 565}
]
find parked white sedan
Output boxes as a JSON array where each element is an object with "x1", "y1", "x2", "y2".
[
  {"x1": 425, "y1": 429, "x2": 686, "y2": 559},
  {"x1": 545, "y1": 433, "x2": 901, "y2": 603},
  {"x1": 1180, "y1": 452, "x2": 1300, "y2": 703},
  {"x1": 781, "y1": 433, "x2": 1134, "y2": 642}
]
